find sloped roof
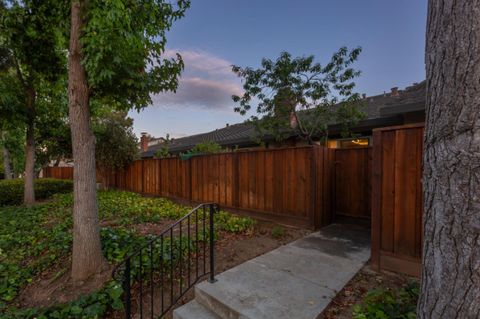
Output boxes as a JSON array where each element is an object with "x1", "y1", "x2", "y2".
[
  {"x1": 142, "y1": 82, "x2": 426, "y2": 157},
  {"x1": 141, "y1": 123, "x2": 258, "y2": 157}
]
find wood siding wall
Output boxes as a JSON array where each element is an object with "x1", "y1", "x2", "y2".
[{"x1": 371, "y1": 123, "x2": 424, "y2": 277}]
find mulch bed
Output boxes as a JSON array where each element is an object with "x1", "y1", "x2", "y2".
[{"x1": 319, "y1": 264, "x2": 419, "y2": 319}]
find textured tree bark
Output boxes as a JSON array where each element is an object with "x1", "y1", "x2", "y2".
[
  {"x1": 23, "y1": 88, "x2": 36, "y2": 205},
  {"x1": 68, "y1": 0, "x2": 106, "y2": 280},
  {"x1": 419, "y1": 1, "x2": 480, "y2": 318},
  {"x1": 1, "y1": 132, "x2": 12, "y2": 179}
]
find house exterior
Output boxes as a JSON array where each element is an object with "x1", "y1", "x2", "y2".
[{"x1": 140, "y1": 81, "x2": 425, "y2": 157}]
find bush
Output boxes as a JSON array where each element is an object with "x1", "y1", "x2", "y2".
[
  {"x1": 271, "y1": 226, "x2": 285, "y2": 238},
  {"x1": 191, "y1": 141, "x2": 224, "y2": 154},
  {"x1": 214, "y1": 211, "x2": 255, "y2": 233},
  {"x1": 0, "y1": 178, "x2": 73, "y2": 206},
  {"x1": 352, "y1": 281, "x2": 420, "y2": 319}
]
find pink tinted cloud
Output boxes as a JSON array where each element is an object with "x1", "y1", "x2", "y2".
[
  {"x1": 151, "y1": 49, "x2": 243, "y2": 109},
  {"x1": 163, "y1": 49, "x2": 235, "y2": 78},
  {"x1": 152, "y1": 76, "x2": 242, "y2": 109}
]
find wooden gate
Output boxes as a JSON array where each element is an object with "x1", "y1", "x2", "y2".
[
  {"x1": 332, "y1": 147, "x2": 372, "y2": 221},
  {"x1": 371, "y1": 123, "x2": 424, "y2": 277}
]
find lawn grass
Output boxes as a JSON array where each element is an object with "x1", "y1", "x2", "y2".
[{"x1": 0, "y1": 190, "x2": 254, "y2": 318}]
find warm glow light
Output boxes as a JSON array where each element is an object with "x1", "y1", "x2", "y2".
[{"x1": 352, "y1": 139, "x2": 369, "y2": 146}]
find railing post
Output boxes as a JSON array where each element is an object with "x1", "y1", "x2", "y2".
[
  {"x1": 208, "y1": 204, "x2": 217, "y2": 283},
  {"x1": 123, "y1": 258, "x2": 132, "y2": 319}
]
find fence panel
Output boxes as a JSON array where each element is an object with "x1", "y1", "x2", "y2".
[
  {"x1": 43, "y1": 167, "x2": 74, "y2": 180},
  {"x1": 42, "y1": 145, "x2": 376, "y2": 232},
  {"x1": 371, "y1": 123, "x2": 424, "y2": 277}
]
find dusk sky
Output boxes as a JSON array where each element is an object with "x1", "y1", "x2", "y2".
[{"x1": 130, "y1": 0, "x2": 428, "y2": 139}]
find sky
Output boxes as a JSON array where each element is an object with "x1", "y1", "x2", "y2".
[{"x1": 130, "y1": 0, "x2": 428, "y2": 139}]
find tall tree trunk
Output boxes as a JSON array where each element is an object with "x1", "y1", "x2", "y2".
[
  {"x1": 419, "y1": 1, "x2": 480, "y2": 318},
  {"x1": 1, "y1": 132, "x2": 12, "y2": 179},
  {"x1": 23, "y1": 88, "x2": 36, "y2": 205},
  {"x1": 68, "y1": 0, "x2": 106, "y2": 281}
]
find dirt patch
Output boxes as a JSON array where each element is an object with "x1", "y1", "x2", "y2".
[
  {"x1": 17, "y1": 258, "x2": 113, "y2": 309},
  {"x1": 216, "y1": 221, "x2": 311, "y2": 272},
  {"x1": 319, "y1": 264, "x2": 419, "y2": 319}
]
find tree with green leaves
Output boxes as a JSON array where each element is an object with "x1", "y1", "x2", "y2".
[
  {"x1": 1, "y1": 126, "x2": 25, "y2": 178},
  {"x1": 191, "y1": 141, "x2": 224, "y2": 154},
  {"x1": 155, "y1": 133, "x2": 172, "y2": 158},
  {"x1": 67, "y1": 0, "x2": 189, "y2": 279},
  {"x1": 232, "y1": 48, "x2": 365, "y2": 144},
  {"x1": 0, "y1": 0, "x2": 67, "y2": 205},
  {"x1": 0, "y1": 48, "x2": 25, "y2": 179},
  {"x1": 94, "y1": 111, "x2": 138, "y2": 170}
]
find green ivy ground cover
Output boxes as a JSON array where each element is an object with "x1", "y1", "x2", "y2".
[{"x1": 0, "y1": 190, "x2": 254, "y2": 318}]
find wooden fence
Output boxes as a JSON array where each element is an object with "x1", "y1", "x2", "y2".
[
  {"x1": 46, "y1": 146, "x2": 338, "y2": 229},
  {"x1": 43, "y1": 166, "x2": 74, "y2": 180},
  {"x1": 43, "y1": 126, "x2": 425, "y2": 277},
  {"x1": 371, "y1": 123, "x2": 424, "y2": 277}
]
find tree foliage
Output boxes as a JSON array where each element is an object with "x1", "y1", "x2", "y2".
[
  {"x1": 94, "y1": 111, "x2": 138, "y2": 170},
  {"x1": 1, "y1": 126, "x2": 25, "y2": 176},
  {"x1": 232, "y1": 48, "x2": 365, "y2": 143},
  {"x1": 81, "y1": 0, "x2": 190, "y2": 111},
  {"x1": 191, "y1": 141, "x2": 224, "y2": 154},
  {"x1": 155, "y1": 133, "x2": 172, "y2": 158}
]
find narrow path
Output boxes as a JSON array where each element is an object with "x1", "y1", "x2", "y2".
[{"x1": 174, "y1": 223, "x2": 371, "y2": 319}]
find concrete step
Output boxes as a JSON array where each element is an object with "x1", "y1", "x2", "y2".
[
  {"x1": 173, "y1": 300, "x2": 222, "y2": 319},
  {"x1": 194, "y1": 260, "x2": 337, "y2": 319}
]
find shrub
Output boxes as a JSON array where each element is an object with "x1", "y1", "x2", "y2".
[
  {"x1": 271, "y1": 226, "x2": 285, "y2": 238},
  {"x1": 214, "y1": 211, "x2": 255, "y2": 233},
  {"x1": 191, "y1": 141, "x2": 223, "y2": 154},
  {"x1": 352, "y1": 281, "x2": 420, "y2": 319},
  {"x1": 0, "y1": 178, "x2": 73, "y2": 206}
]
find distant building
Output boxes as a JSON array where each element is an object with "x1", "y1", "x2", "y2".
[{"x1": 140, "y1": 82, "x2": 426, "y2": 158}]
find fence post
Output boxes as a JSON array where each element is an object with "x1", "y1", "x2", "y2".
[
  {"x1": 208, "y1": 203, "x2": 216, "y2": 283},
  {"x1": 310, "y1": 146, "x2": 318, "y2": 229},
  {"x1": 370, "y1": 130, "x2": 382, "y2": 271}
]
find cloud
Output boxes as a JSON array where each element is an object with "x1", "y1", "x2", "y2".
[
  {"x1": 152, "y1": 77, "x2": 242, "y2": 109},
  {"x1": 164, "y1": 49, "x2": 235, "y2": 78},
  {"x1": 151, "y1": 49, "x2": 243, "y2": 110}
]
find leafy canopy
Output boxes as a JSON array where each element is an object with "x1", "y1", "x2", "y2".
[
  {"x1": 82, "y1": 0, "x2": 190, "y2": 112},
  {"x1": 232, "y1": 48, "x2": 365, "y2": 143},
  {"x1": 155, "y1": 134, "x2": 172, "y2": 158},
  {"x1": 0, "y1": 0, "x2": 67, "y2": 88},
  {"x1": 191, "y1": 141, "x2": 224, "y2": 154},
  {"x1": 94, "y1": 111, "x2": 139, "y2": 169}
]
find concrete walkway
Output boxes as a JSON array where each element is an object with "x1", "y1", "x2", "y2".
[{"x1": 174, "y1": 223, "x2": 370, "y2": 319}]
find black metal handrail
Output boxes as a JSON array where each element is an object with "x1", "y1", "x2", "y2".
[{"x1": 112, "y1": 203, "x2": 218, "y2": 319}]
